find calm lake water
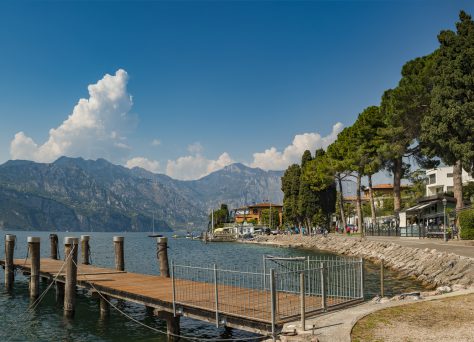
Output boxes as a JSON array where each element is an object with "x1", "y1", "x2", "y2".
[{"x1": 0, "y1": 231, "x2": 425, "y2": 341}]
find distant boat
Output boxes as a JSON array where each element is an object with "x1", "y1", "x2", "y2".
[{"x1": 148, "y1": 213, "x2": 162, "y2": 238}]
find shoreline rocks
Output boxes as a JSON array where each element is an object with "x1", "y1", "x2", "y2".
[{"x1": 244, "y1": 234, "x2": 474, "y2": 288}]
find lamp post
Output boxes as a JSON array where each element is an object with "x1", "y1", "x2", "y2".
[{"x1": 442, "y1": 198, "x2": 447, "y2": 242}]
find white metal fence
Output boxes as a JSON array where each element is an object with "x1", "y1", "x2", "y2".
[{"x1": 171, "y1": 255, "x2": 364, "y2": 339}]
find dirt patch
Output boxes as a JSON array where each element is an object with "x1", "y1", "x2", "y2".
[{"x1": 351, "y1": 294, "x2": 474, "y2": 342}]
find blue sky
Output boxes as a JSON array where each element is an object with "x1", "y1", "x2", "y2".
[{"x1": 0, "y1": 0, "x2": 472, "y2": 180}]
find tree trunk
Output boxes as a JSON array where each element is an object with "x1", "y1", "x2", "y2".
[
  {"x1": 453, "y1": 160, "x2": 464, "y2": 211},
  {"x1": 356, "y1": 172, "x2": 363, "y2": 237},
  {"x1": 393, "y1": 156, "x2": 402, "y2": 213},
  {"x1": 368, "y1": 174, "x2": 377, "y2": 228},
  {"x1": 337, "y1": 175, "x2": 346, "y2": 231}
]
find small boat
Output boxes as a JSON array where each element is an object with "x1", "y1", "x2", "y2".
[{"x1": 148, "y1": 213, "x2": 162, "y2": 238}]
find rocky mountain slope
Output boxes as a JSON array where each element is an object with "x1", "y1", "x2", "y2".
[{"x1": 0, "y1": 157, "x2": 284, "y2": 232}]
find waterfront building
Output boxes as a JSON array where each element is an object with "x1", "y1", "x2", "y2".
[
  {"x1": 425, "y1": 166, "x2": 474, "y2": 196},
  {"x1": 232, "y1": 202, "x2": 283, "y2": 226}
]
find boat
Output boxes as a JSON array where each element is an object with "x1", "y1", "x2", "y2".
[{"x1": 148, "y1": 213, "x2": 162, "y2": 238}]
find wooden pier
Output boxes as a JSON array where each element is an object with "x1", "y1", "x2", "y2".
[{"x1": 1, "y1": 234, "x2": 365, "y2": 341}]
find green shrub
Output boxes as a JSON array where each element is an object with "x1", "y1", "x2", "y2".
[{"x1": 459, "y1": 209, "x2": 474, "y2": 240}]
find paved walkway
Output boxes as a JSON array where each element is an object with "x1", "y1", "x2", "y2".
[
  {"x1": 274, "y1": 288, "x2": 474, "y2": 342},
  {"x1": 366, "y1": 236, "x2": 474, "y2": 258},
  {"x1": 264, "y1": 235, "x2": 474, "y2": 341}
]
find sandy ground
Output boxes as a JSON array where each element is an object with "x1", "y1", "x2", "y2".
[{"x1": 351, "y1": 294, "x2": 474, "y2": 342}]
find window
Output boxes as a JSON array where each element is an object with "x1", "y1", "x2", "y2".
[
  {"x1": 253, "y1": 209, "x2": 258, "y2": 214},
  {"x1": 429, "y1": 174, "x2": 436, "y2": 184},
  {"x1": 447, "y1": 173, "x2": 453, "y2": 178}
]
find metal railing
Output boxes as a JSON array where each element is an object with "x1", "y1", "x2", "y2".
[
  {"x1": 365, "y1": 223, "x2": 451, "y2": 238},
  {"x1": 171, "y1": 255, "x2": 364, "y2": 339}
]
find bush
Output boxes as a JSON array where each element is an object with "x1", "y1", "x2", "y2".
[{"x1": 459, "y1": 209, "x2": 474, "y2": 240}]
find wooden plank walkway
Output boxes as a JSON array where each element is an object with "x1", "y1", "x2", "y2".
[{"x1": 1, "y1": 258, "x2": 331, "y2": 333}]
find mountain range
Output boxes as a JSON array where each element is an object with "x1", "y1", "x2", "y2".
[{"x1": 0, "y1": 157, "x2": 284, "y2": 232}]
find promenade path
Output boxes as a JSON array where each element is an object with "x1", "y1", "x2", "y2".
[
  {"x1": 366, "y1": 236, "x2": 474, "y2": 258},
  {"x1": 255, "y1": 235, "x2": 474, "y2": 341}
]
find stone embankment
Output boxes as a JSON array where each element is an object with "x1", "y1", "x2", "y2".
[{"x1": 248, "y1": 234, "x2": 474, "y2": 288}]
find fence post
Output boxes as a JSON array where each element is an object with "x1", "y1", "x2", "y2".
[
  {"x1": 380, "y1": 259, "x2": 384, "y2": 297},
  {"x1": 320, "y1": 262, "x2": 327, "y2": 311},
  {"x1": 270, "y1": 268, "x2": 276, "y2": 342},
  {"x1": 171, "y1": 260, "x2": 177, "y2": 317},
  {"x1": 213, "y1": 263, "x2": 219, "y2": 327},
  {"x1": 300, "y1": 272, "x2": 306, "y2": 331},
  {"x1": 263, "y1": 255, "x2": 266, "y2": 290},
  {"x1": 360, "y1": 258, "x2": 364, "y2": 299}
]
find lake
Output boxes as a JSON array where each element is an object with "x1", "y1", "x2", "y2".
[{"x1": 0, "y1": 231, "x2": 425, "y2": 341}]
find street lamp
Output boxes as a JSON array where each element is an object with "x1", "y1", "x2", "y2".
[{"x1": 442, "y1": 198, "x2": 447, "y2": 242}]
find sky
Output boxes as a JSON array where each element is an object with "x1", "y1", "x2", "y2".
[{"x1": 0, "y1": 0, "x2": 472, "y2": 180}]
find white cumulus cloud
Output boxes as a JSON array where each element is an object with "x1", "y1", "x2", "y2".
[
  {"x1": 166, "y1": 152, "x2": 234, "y2": 180},
  {"x1": 10, "y1": 69, "x2": 134, "y2": 163},
  {"x1": 151, "y1": 139, "x2": 161, "y2": 147},
  {"x1": 125, "y1": 157, "x2": 161, "y2": 173},
  {"x1": 250, "y1": 122, "x2": 344, "y2": 170}
]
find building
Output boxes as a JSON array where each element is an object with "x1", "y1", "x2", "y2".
[
  {"x1": 399, "y1": 194, "x2": 457, "y2": 232},
  {"x1": 425, "y1": 166, "x2": 474, "y2": 196},
  {"x1": 233, "y1": 203, "x2": 283, "y2": 226},
  {"x1": 362, "y1": 183, "x2": 411, "y2": 208}
]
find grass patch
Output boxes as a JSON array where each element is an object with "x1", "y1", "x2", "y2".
[{"x1": 352, "y1": 294, "x2": 474, "y2": 342}]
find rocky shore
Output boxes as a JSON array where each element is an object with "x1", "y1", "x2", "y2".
[{"x1": 245, "y1": 234, "x2": 474, "y2": 288}]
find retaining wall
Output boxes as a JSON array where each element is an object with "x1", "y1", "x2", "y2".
[{"x1": 249, "y1": 235, "x2": 474, "y2": 288}]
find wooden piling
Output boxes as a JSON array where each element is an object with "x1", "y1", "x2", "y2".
[
  {"x1": 81, "y1": 235, "x2": 90, "y2": 265},
  {"x1": 56, "y1": 282, "x2": 65, "y2": 303},
  {"x1": 28, "y1": 237, "x2": 41, "y2": 299},
  {"x1": 50, "y1": 234, "x2": 59, "y2": 260},
  {"x1": 64, "y1": 237, "x2": 79, "y2": 318},
  {"x1": 99, "y1": 295, "x2": 110, "y2": 319},
  {"x1": 113, "y1": 236, "x2": 125, "y2": 271},
  {"x1": 5, "y1": 234, "x2": 16, "y2": 290},
  {"x1": 157, "y1": 237, "x2": 170, "y2": 277},
  {"x1": 157, "y1": 311, "x2": 180, "y2": 342}
]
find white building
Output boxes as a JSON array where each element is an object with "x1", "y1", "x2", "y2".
[{"x1": 426, "y1": 166, "x2": 474, "y2": 196}]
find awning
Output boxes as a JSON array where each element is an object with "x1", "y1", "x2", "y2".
[{"x1": 404, "y1": 201, "x2": 437, "y2": 213}]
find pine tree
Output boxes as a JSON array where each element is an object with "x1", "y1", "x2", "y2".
[{"x1": 421, "y1": 11, "x2": 474, "y2": 213}]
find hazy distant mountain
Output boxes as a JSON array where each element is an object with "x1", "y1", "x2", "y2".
[{"x1": 0, "y1": 157, "x2": 284, "y2": 232}]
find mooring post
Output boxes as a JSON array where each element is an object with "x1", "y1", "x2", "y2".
[
  {"x1": 64, "y1": 237, "x2": 79, "y2": 318},
  {"x1": 380, "y1": 259, "x2": 384, "y2": 297},
  {"x1": 157, "y1": 311, "x2": 180, "y2": 342},
  {"x1": 5, "y1": 234, "x2": 16, "y2": 290},
  {"x1": 157, "y1": 237, "x2": 170, "y2": 277},
  {"x1": 81, "y1": 235, "x2": 90, "y2": 265},
  {"x1": 320, "y1": 262, "x2": 327, "y2": 311},
  {"x1": 28, "y1": 237, "x2": 41, "y2": 300},
  {"x1": 113, "y1": 236, "x2": 124, "y2": 271},
  {"x1": 99, "y1": 295, "x2": 110, "y2": 319},
  {"x1": 300, "y1": 272, "x2": 306, "y2": 331},
  {"x1": 50, "y1": 234, "x2": 59, "y2": 260},
  {"x1": 56, "y1": 282, "x2": 65, "y2": 303},
  {"x1": 270, "y1": 268, "x2": 277, "y2": 342}
]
